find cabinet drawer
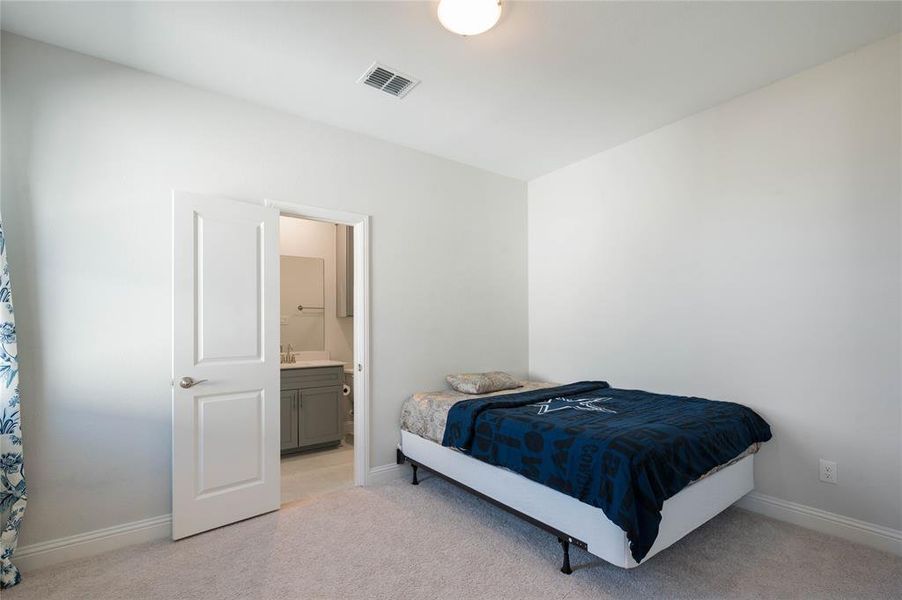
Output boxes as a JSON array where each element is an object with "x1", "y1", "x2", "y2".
[{"x1": 280, "y1": 366, "x2": 343, "y2": 390}]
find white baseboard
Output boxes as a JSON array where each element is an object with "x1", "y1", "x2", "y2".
[
  {"x1": 14, "y1": 513, "x2": 172, "y2": 573},
  {"x1": 367, "y1": 463, "x2": 405, "y2": 485},
  {"x1": 736, "y1": 491, "x2": 902, "y2": 556},
  {"x1": 13, "y1": 464, "x2": 405, "y2": 574}
]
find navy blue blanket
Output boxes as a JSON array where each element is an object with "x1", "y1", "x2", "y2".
[{"x1": 442, "y1": 381, "x2": 771, "y2": 563}]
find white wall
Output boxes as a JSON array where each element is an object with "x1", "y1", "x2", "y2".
[
  {"x1": 279, "y1": 216, "x2": 353, "y2": 363},
  {"x1": 0, "y1": 33, "x2": 528, "y2": 547},
  {"x1": 529, "y1": 35, "x2": 901, "y2": 531}
]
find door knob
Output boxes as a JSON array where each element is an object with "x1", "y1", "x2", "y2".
[{"x1": 178, "y1": 376, "x2": 208, "y2": 389}]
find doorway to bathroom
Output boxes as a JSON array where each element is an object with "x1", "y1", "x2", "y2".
[
  {"x1": 277, "y1": 214, "x2": 357, "y2": 505},
  {"x1": 171, "y1": 192, "x2": 370, "y2": 539}
]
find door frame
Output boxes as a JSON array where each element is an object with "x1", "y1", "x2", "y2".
[{"x1": 266, "y1": 199, "x2": 370, "y2": 486}]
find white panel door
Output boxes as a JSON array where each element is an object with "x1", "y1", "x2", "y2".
[{"x1": 171, "y1": 191, "x2": 280, "y2": 540}]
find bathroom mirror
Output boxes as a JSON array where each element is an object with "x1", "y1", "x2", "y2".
[{"x1": 280, "y1": 256, "x2": 325, "y2": 352}]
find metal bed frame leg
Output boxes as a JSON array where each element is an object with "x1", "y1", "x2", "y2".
[
  {"x1": 400, "y1": 449, "x2": 581, "y2": 574},
  {"x1": 558, "y1": 537, "x2": 572, "y2": 575}
]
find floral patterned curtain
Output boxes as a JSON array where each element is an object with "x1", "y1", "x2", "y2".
[{"x1": 0, "y1": 220, "x2": 25, "y2": 588}]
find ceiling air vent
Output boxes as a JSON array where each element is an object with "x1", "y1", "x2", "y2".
[{"x1": 357, "y1": 62, "x2": 420, "y2": 99}]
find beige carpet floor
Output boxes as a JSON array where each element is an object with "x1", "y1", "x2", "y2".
[
  {"x1": 7, "y1": 471, "x2": 901, "y2": 600},
  {"x1": 280, "y1": 444, "x2": 354, "y2": 505}
]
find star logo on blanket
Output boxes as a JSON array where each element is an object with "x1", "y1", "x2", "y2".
[{"x1": 534, "y1": 396, "x2": 618, "y2": 415}]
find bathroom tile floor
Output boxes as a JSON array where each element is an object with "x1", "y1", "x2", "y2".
[{"x1": 280, "y1": 443, "x2": 354, "y2": 505}]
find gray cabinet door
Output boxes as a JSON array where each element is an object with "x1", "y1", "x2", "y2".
[
  {"x1": 280, "y1": 389, "x2": 299, "y2": 451},
  {"x1": 298, "y1": 387, "x2": 342, "y2": 447}
]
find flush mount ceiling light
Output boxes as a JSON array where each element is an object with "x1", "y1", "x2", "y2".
[{"x1": 438, "y1": 0, "x2": 502, "y2": 36}]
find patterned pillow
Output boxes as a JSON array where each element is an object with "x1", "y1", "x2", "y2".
[{"x1": 446, "y1": 371, "x2": 522, "y2": 395}]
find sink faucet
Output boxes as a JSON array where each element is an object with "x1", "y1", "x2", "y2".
[{"x1": 279, "y1": 345, "x2": 298, "y2": 364}]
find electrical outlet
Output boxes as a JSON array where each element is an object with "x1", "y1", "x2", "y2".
[{"x1": 819, "y1": 459, "x2": 837, "y2": 484}]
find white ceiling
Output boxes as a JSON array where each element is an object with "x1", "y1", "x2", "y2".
[{"x1": 2, "y1": 1, "x2": 900, "y2": 181}]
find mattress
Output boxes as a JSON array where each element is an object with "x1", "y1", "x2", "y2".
[
  {"x1": 400, "y1": 382, "x2": 760, "y2": 484},
  {"x1": 400, "y1": 381, "x2": 558, "y2": 443}
]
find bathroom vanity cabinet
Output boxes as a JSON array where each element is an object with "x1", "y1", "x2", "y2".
[{"x1": 280, "y1": 365, "x2": 343, "y2": 454}]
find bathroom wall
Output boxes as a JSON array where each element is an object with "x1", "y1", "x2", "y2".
[{"x1": 279, "y1": 216, "x2": 353, "y2": 363}]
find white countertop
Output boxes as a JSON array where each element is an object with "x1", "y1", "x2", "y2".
[{"x1": 280, "y1": 359, "x2": 346, "y2": 370}]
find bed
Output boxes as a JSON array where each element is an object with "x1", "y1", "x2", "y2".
[{"x1": 398, "y1": 380, "x2": 771, "y2": 573}]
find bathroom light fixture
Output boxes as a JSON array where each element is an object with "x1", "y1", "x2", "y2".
[{"x1": 437, "y1": 0, "x2": 502, "y2": 36}]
